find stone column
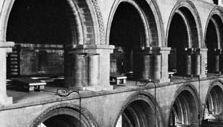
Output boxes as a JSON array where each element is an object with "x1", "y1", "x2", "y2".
[
  {"x1": 65, "y1": 45, "x2": 114, "y2": 91},
  {"x1": 185, "y1": 48, "x2": 193, "y2": 77},
  {"x1": 64, "y1": 52, "x2": 87, "y2": 89},
  {"x1": 0, "y1": 41, "x2": 14, "y2": 105},
  {"x1": 220, "y1": 50, "x2": 223, "y2": 73},
  {"x1": 142, "y1": 47, "x2": 171, "y2": 83},
  {"x1": 193, "y1": 48, "x2": 201, "y2": 76},
  {"x1": 213, "y1": 48, "x2": 221, "y2": 74},
  {"x1": 160, "y1": 47, "x2": 171, "y2": 83}
]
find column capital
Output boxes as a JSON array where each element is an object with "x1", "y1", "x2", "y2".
[
  {"x1": 194, "y1": 48, "x2": 208, "y2": 52},
  {"x1": 144, "y1": 47, "x2": 171, "y2": 55},
  {"x1": 0, "y1": 41, "x2": 15, "y2": 52},
  {"x1": 0, "y1": 41, "x2": 14, "y2": 47}
]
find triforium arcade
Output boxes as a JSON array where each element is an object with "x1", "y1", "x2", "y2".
[{"x1": 1, "y1": 0, "x2": 223, "y2": 127}]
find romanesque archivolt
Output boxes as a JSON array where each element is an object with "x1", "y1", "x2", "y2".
[{"x1": 0, "y1": 0, "x2": 223, "y2": 127}]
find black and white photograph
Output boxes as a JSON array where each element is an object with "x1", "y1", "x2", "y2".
[{"x1": 0, "y1": 0, "x2": 223, "y2": 126}]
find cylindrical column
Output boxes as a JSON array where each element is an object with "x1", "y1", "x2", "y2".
[
  {"x1": 153, "y1": 54, "x2": 161, "y2": 80},
  {"x1": 185, "y1": 48, "x2": 193, "y2": 76},
  {"x1": 142, "y1": 54, "x2": 150, "y2": 80},
  {"x1": 214, "y1": 49, "x2": 221, "y2": 73},
  {"x1": 194, "y1": 53, "x2": 201, "y2": 76},
  {"x1": 142, "y1": 54, "x2": 161, "y2": 81},
  {"x1": 129, "y1": 49, "x2": 134, "y2": 73},
  {"x1": 64, "y1": 53, "x2": 86, "y2": 89},
  {"x1": 220, "y1": 50, "x2": 223, "y2": 73},
  {"x1": 88, "y1": 54, "x2": 99, "y2": 86}
]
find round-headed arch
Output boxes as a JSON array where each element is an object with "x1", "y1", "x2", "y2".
[
  {"x1": 114, "y1": 92, "x2": 164, "y2": 127},
  {"x1": 166, "y1": 0, "x2": 202, "y2": 48},
  {"x1": 204, "y1": 7, "x2": 223, "y2": 73},
  {"x1": 31, "y1": 103, "x2": 98, "y2": 127},
  {"x1": 168, "y1": 84, "x2": 201, "y2": 126},
  {"x1": 1, "y1": 0, "x2": 103, "y2": 45},
  {"x1": 205, "y1": 7, "x2": 223, "y2": 49},
  {"x1": 204, "y1": 80, "x2": 223, "y2": 120},
  {"x1": 106, "y1": 0, "x2": 164, "y2": 47}
]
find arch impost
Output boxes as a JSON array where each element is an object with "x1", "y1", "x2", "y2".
[
  {"x1": 70, "y1": 44, "x2": 114, "y2": 54},
  {"x1": 0, "y1": 41, "x2": 14, "y2": 52},
  {"x1": 144, "y1": 47, "x2": 171, "y2": 55}
]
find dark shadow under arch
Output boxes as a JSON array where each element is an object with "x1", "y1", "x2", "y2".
[
  {"x1": 205, "y1": 14, "x2": 223, "y2": 73},
  {"x1": 107, "y1": 0, "x2": 163, "y2": 47},
  {"x1": 31, "y1": 105, "x2": 98, "y2": 127},
  {"x1": 109, "y1": 2, "x2": 146, "y2": 79},
  {"x1": 114, "y1": 93, "x2": 164, "y2": 127},
  {"x1": 167, "y1": 5, "x2": 200, "y2": 76},
  {"x1": 169, "y1": 89, "x2": 200, "y2": 127},
  {"x1": 6, "y1": 0, "x2": 79, "y2": 78},
  {"x1": 203, "y1": 81, "x2": 223, "y2": 125}
]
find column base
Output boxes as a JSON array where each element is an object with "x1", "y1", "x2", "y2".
[{"x1": 160, "y1": 77, "x2": 170, "y2": 83}]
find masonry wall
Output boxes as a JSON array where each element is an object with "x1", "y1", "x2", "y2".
[{"x1": 0, "y1": 0, "x2": 223, "y2": 127}]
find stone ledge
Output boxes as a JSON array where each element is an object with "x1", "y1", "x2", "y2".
[{"x1": 0, "y1": 41, "x2": 15, "y2": 48}]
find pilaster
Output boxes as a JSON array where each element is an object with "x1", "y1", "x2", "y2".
[
  {"x1": 196, "y1": 48, "x2": 208, "y2": 78},
  {"x1": 160, "y1": 47, "x2": 171, "y2": 83},
  {"x1": 0, "y1": 41, "x2": 14, "y2": 105}
]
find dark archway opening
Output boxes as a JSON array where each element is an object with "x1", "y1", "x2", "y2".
[
  {"x1": 205, "y1": 15, "x2": 223, "y2": 74},
  {"x1": 213, "y1": 0, "x2": 219, "y2": 4},
  {"x1": 168, "y1": 13, "x2": 189, "y2": 76},
  {"x1": 168, "y1": 7, "x2": 199, "y2": 77},
  {"x1": 6, "y1": 0, "x2": 77, "y2": 83},
  {"x1": 40, "y1": 115, "x2": 81, "y2": 127},
  {"x1": 109, "y1": 2, "x2": 146, "y2": 80},
  {"x1": 203, "y1": 86, "x2": 223, "y2": 126},
  {"x1": 33, "y1": 108, "x2": 96, "y2": 127},
  {"x1": 169, "y1": 91, "x2": 199, "y2": 127},
  {"x1": 116, "y1": 100, "x2": 159, "y2": 127},
  {"x1": 206, "y1": 20, "x2": 219, "y2": 73}
]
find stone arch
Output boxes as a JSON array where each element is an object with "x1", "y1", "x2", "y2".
[
  {"x1": 204, "y1": 7, "x2": 223, "y2": 49},
  {"x1": 114, "y1": 92, "x2": 164, "y2": 127},
  {"x1": 204, "y1": 7, "x2": 223, "y2": 73},
  {"x1": 203, "y1": 80, "x2": 223, "y2": 122},
  {"x1": 168, "y1": 84, "x2": 201, "y2": 127},
  {"x1": 166, "y1": 0, "x2": 203, "y2": 76},
  {"x1": 166, "y1": 0, "x2": 202, "y2": 48},
  {"x1": 106, "y1": 0, "x2": 164, "y2": 47},
  {"x1": 0, "y1": 0, "x2": 102, "y2": 45},
  {"x1": 31, "y1": 103, "x2": 98, "y2": 127}
]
